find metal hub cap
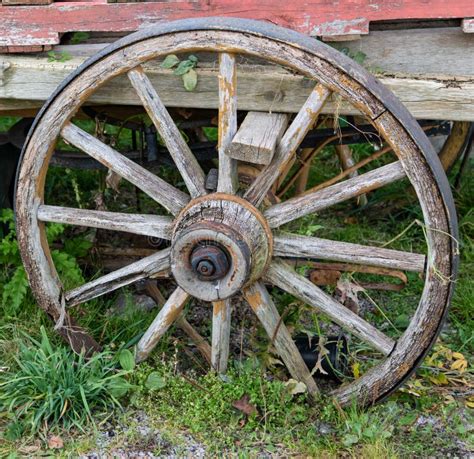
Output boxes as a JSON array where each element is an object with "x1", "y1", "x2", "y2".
[
  {"x1": 170, "y1": 194, "x2": 273, "y2": 301},
  {"x1": 190, "y1": 244, "x2": 230, "y2": 281}
]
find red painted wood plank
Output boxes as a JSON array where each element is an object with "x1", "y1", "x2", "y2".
[{"x1": 1, "y1": 0, "x2": 474, "y2": 47}]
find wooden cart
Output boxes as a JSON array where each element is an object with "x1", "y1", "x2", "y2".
[{"x1": 1, "y1": 2, "x2": 473, "y2": 406}]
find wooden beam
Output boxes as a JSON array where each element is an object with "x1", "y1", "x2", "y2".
[
  {"x1": 339, "y1": 27, "x2": 474, "y2": 77},
  {"x1": 226, "y1": 112, "x2": 288, "y2": 165},
  {"x1": 1, "y1": 27, "x2": 473, "y2": 120},
  {"x1": 1, "y1": 0, "x2": 474, "y2": 48}
]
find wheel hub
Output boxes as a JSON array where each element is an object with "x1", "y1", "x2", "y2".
[
  {"x1": 170, "y1": 193, "x2": 273, "y2": 301},
  {"x1": 190, "y1": 244, "x2": 230, "y2": 281}
]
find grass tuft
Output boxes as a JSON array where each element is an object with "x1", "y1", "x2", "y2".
[{"x1": 0, "y1": 327, "x2": 132, "y2": 440}]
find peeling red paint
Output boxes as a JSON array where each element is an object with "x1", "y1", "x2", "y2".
[{"x1": 1, "y1": 0, "x2": 473, "y2": 50}]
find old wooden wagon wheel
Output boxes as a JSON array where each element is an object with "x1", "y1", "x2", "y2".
[{"x1": 15, "y1": 18, "x2": 458, "y2": 406}]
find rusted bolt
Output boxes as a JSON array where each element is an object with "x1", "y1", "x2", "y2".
[
  {"x1": 190, "y1": 244, "x2": 230, "y2": 281},
  {"x1": 196, "y1": 259, "x2": 215, "y2": 276}
]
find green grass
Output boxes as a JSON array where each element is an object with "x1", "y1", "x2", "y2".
[{"x1": 0, "y1": 327, "x2": 132, "y2": 441}]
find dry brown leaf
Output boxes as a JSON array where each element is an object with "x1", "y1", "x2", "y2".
[
  {"x1": 336, "y1": 277, "x2": 365, "y2": 313},
  {"x1": 309, "y1": 269, "x2": 341, "y2": 286},
  {"x1": 232, "y1": 394, "x2": 257, "y2": 416},
  {"x1": 106, "y1": 169, "x2": 122, "y2": 192},
  {"x1": 47, "y1": 435, "x2": 64, "y2": 450}
]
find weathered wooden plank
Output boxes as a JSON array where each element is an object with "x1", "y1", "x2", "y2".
[
  {"x1": 244, "y1": 282, "x2": 319, "y2": 396},
  {"x1": 65, "y1": 247, "x2": 171, "y2": 307},
  {"x1": 265, "y1": 260, "x2": 395, "y2": 355},
  {"x1": 244, "y1": 84, "x2": 331, "y2": 206},
  {"x1": 128, "y1": 66, "x2": 207, "y2": 198},
  {"x1": 1, "y1": 0, "x2": 474, "y2": 47},
  {"x1": 145, "y1": 280, "x2": 212, "y2": 365},
  {"x1": 264, "y1": 161, "x2": 405, "y2": 228},
  {"x1": 211, "y1": 299, "x2": 232, "y2": 373},
  {"x1": 226, "y1": 112, "x2": 288, "y2": 165},
  {"x1": 136, "y1": 286, "x2": 190, "y2": 362},
  {"x1": 61, "y1": 122, "x2": 190, "y2": 215},
  {"x1": 340, "y1": 27, "x2": 474, "y2": 77},
  {"x1": 1, "y1": 35, "x2": 473, "y2": 120},
  {"x1": 38, "y1": 205, "x2": 173, "y2": 240},
  {"x1": 273, "y1": 233, "x2": 426, "y2": 272},
  {"x1": 217, "y1": 52, "x2": 238, "y2": 194}
]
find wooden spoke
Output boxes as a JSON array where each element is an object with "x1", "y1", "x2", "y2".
[
  {"x1": 244, "y1": 84, "x2": 331, "y2": 206},
  {"x1": 274, "y1": 234, "x2": 426, "y2": 273},
  {"x1": 136, "y1": 287, "x2": 190, "y2": 362},
  {"x1": 265, "y1": 161, "x2": 405, "y2": 228},
  {"x1": 217, "y1": 52, "x2": 238, "y2": 194},
  {"x1": 265, "y1": 260, "x2": 395, "y2": 355},
  {"x1": 38, "y1": 205, "x2": 173, "y2": 240},
  {"x1": 211, "y1": 299, "x2": 232, "y2": 373},
  {"x1": 65, "y1": 248, "x2": 171, "y2": 307},
  {"x1": 145, "y1": 281, "x2": 212, "y2": 364},
  {"x1": 61, "y1": 123, "x2": 189, "y2": 215},
  {"x1": 128, "y1": 66, "x2": 207, "y2": 198},
  {"x1": 244, "y1": 282, "x2": 319, "y2": 396}
]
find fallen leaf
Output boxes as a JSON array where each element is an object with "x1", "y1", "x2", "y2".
[
  {"x1": 336, "y1": 278, "x2": 365, "y2": 314},
  {"x1": 48, "y1": 435, "x2": 64, "y2": 450},
  {"x1": 309, "y1": 269, "x2": 341, "y2": 286},
  {"x1": 352, "y1": 362, "x2": 360, "y2": 379},
  {"x1": 106, "y1": 169, "x2": 122, "y2": 192},
  {"x1": 451, "y1": 359, "x2": 468, "y2": 373},
  {"x1": 284, "y1": 378, "x2": 307, "y2": 395},
  {"x1": 429, "y1": 373, "x2": 448, "y2": 386},
  {"x1": 232, "y1": 394, "x2": 257, "y2": 416},
  {"x1": 310, "y1": 335, "x2": 329, "y2": 376},
  {"x1": 452, "y1": 352, "x2": 465, "y2": 360}
]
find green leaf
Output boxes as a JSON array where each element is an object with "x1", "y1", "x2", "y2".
[
  {"x1": 174, "y1": 60, "x2": 194, "y2": 76},
  {"x1": 2, "y1": 266, "x2": 28, "y2": 313},
  {"x1": 118, "y1": 349, "x2": 135, "y2": 371},
  {"x1": 187, "y1": 54, "x2": 198, "y2": 63},
  {"x1": 47, "y1": 51, "x2": 72, "y2": 63},
  {"x1": 342, "y1": 433, "x2": 359, "y2": 447},
  {"x1": 399, "y1": 413, "x2": 418, "y2": 426},
  {"x1": 161, "y1": 54, "x2": 180, "y2": 69},
  {"x1": 64, "y1": 237, "x2": 93, "y2": 258},
  {"x1": 395, "y1": 314, "x2": 410, "y2": 329},
  {"x1": 145, "y1": 371, "x2": 166, "y2": 390},
  {"x1": 4, "y1": 421, "x2": 24, "y2": 441},
  {"x1": 107, "y1": 376, "x2": 132, "y2": 398},
  {"x1": 182, "y1": 69, "x2": 198, "y2": 92}
]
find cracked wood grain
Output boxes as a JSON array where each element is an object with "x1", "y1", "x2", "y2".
[
  {"x1": 244, "y1": 282, "x2": 319, "y2": 396},
  {"x1": 38, "y1": 205, "x2": 173, "y2": 240},
  {"x1": 265, "y1": 161, "x2": 405, "y2": 228},
  {"x1": 65, "y1": 248, "x2": 170, "y2": 307},
  {"x1": 274, "y1": 233, "x2": 426, "y2": 273},
  {"x1": 265, "y1": 260, "x2": 395, "y2": 355},
  {"x1": 128, "y1": 66, "x2": 206, "y2": 198}
]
